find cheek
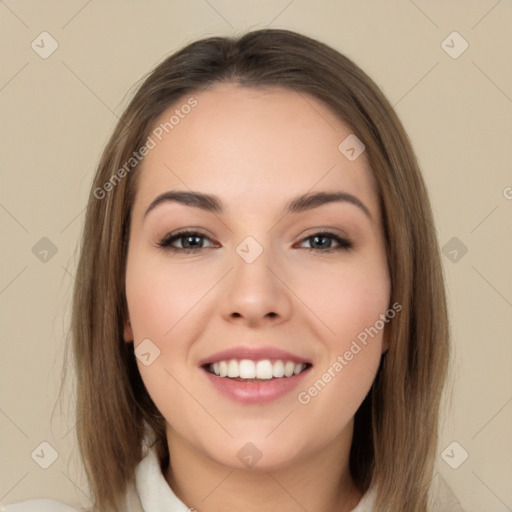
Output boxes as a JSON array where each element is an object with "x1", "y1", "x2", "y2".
[
  {"x1": 124, "y1": 256, "x2": 207, "y2": 424},
  {"x1": 293, "y1": 256, "x2": 390, "y2": 432},
  {"x1": 297, "y1": 255, "x2": 391, "y2": 345},
  {"x1": 297, "y1": 351, "x2": 379, "y2": 446},
  {"x1": 125, "y1": 256, "x2": 215, "y2": 340},
  {"x1": 124, "y1": 254, "x2": 219, "y2": 411}
]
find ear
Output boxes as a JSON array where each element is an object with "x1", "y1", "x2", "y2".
[{"x1": 123, "y1": 317, "x2": 134, "y2": 342}]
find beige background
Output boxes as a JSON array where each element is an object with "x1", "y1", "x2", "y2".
[{"x1": 1, "y1": 1, "x2": 511, "y2": 510}]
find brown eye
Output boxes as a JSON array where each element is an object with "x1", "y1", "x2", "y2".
[{"x1": 158, "y1": 230, "x2": 217, "y2": 253}]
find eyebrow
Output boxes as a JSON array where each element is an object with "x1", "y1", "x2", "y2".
[{"x1": 143, "y1": 190, "x2": 372, "y2": 220}]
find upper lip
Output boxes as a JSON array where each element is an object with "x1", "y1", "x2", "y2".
[{"x1": 198, "y1": 346, "x2": 312, "y2": 366}]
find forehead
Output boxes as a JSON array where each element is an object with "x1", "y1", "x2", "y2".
[{"x1": 133, "y1": 83, "x2": 378, "y2": 220}]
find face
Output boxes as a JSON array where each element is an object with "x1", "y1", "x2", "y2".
[{"x1": 124, "y1": 83, "x2": 391, "y2": 471}]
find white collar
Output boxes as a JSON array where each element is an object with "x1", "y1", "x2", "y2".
[
  {"x1": 134, "y1": 429, "x2": 376, "y2": 512},
  {"x1": 134, "y1": 440, "x2": 191, "y2": 512}
]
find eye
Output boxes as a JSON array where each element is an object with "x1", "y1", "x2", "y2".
[
  {"x1": 157, "y1": 229, "x2": 353, "y2": 254},
  {"x1": 296, "y1": 231, "x2": 353, "y2": 252},
  {"x1": 157, "y1": 230, "x2": 218, "y2": 253}
]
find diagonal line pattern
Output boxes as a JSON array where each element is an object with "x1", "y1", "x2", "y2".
[
  {"x1": 60, "y1": 207, "x2": 87, "y2": 233},
  {"x1": 200, "y1": 471, "x2": 233, "y2": 502},
  {"x1": 0, "y1": 265, "x2": 28, "y2": 295},
  {"x1": 265, "y1": 409, "x2": 295, "y2": 438},
  {"x1": 201, "y1": 0, "x2": 234, "y2": 28},
  {"x1": 472, "y1": 61, "x2": 512, "y2": 104},
  {"x1": 471, "y1": 265, "x2": 512, "y2": 309},
  {"x1": 267, "y1": 0, "x2": 295, "y2": 26},
  {"x1": 295, "y1": 90, "x2": 337, "y2": 131},
  {"x1": 472, "y1": 0, "x2": 502, "y2": 29},
  {"x1": 0, "y1": 408, "x2": 29, "y2": 438},
  {"x1": 408, "y1": 0, "x2": 439, "y2": 28},
  {"x1": 472, "y1": 396, "x2": 512, "y2": 439},
  {"x1": 266, "y1": 472, "x2": 309, "y2": 511},
  {"x1": 0, "y1": 472, "x2": 29, "y2": 501},
  {"x1": 61, "y1": 0, "x2": 93, "y2": 29},
  {"x1": 0, "y1": 0, "x2": 29, "y2": 28},
  {"x1": 470, "y1": 205, "x2": 499, "y2": 233},
  {"x1": 390, "y1": 62, "x2": 439, "y2": 111},
  {"x1": 471, "y1": 471, "x2": 512, "y2": 511},
  {"x1": 61, "y1": 61, "x2": 120, "y2": 118},
  {"x1": 0, "y1": 62, "x2": 29, "y2": 93},
  {"x1": 0, "y1": 201, "x2": 29, "y2": 233},
  {"x1": 61, "y1": 470, "x2": 92, "y2": 502}
]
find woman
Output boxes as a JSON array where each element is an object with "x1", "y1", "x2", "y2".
[{"x1": 5, "y1": 28, "x2": 462, "y2": 511}]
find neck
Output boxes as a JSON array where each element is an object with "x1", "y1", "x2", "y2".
[{"x1": 164, "y1": 424, "x2": 362, "y2": 512}]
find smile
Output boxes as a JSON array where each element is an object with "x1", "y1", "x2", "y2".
[{"x1": 205, "y1": 359, "x2": 311, "y2": 380}]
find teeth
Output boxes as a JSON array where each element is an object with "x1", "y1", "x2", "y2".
[
  {"x1": 239, "y1": 359, "x2": 256, "y2": 379},
  {"x1": 272, "y1": 360, "x2": 285, "y2": 378},
  {"x1": 227, "y1": 360, "x2": 238, "y2": 378},
  {"x1": 208, "y1": 359, "x2": 308, "y2": 379},
  {"x1": 284, "y1": 361, "x2": 295, "y2": 377},
  {"x1": 256, "y1": 360, "x2": 273, "y2": 379}
]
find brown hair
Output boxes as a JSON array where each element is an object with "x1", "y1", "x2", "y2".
[{"x1": 68, "y1": 28, "x2": 449, "y2": 512}]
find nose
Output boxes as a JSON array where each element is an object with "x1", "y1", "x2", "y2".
[{"x1": 219, "y1": 244, "x2": 292, "y2": 328}]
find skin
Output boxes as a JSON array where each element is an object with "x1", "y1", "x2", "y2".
[{"x1": 124, "y1": 83, "x2": 391, "y2": 512}]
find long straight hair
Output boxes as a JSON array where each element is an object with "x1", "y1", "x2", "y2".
[{"x1": 68, "y1": 28, "x2": 450, "y2": 512}]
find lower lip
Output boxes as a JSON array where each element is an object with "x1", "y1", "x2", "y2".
[{"x1": 202, "y1": 367, "x2": 311, "y2": 404}]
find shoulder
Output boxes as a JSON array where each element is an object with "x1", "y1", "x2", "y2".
[{"x1": 0, "y1": 499, "x2": 80, "y2": 512}]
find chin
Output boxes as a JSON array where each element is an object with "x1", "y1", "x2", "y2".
[{"x1": 200, "y1": 433, "x2": 311, "y2": 472}]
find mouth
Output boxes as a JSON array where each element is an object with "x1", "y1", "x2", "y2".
[
  {"x1": 199, "y1": 346, "x2": 313, "y2": 403},
  {"x1": 202, "y1": 359, "x2": 313, "y2": 381}
]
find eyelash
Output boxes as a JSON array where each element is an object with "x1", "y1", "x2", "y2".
[{"x1": 157, "y1": 229, "x2": 353, "y2": 254}]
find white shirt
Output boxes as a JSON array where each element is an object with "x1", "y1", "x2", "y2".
[{"x1": 1, "y1": 440, "x2": 377, "y2": 511}]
